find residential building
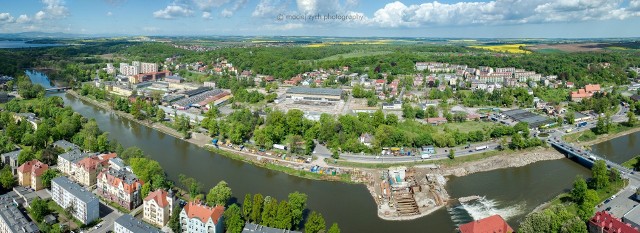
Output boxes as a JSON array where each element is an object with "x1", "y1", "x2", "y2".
[
  {"x1": 0, "y1": 192, "x2": 39, "y2": 233},
  {"x1": 242, "y1": 223, "x2": 302, "y2": 233},
  {"x1": 140, "y1": 62, "x2": 158, "y2": 74},
  {"x1": 13, "y1": 113, "x2": 39, "y2": 130},
  {"x1": 589, "y1": 211, "x2": 639, "y2": 233},
  {"x1": 17, "y1": 159, "x2": 49, "y2": 191},
  {"x1": 57, "y1": 149, "x2": 90, "y2": 177},
  {"x1": 0, "y1": 91, "x2": 8, "y2": 103},
  {"x1": 106, "y1": 63, "x2": 115, "y2": 74},
  {"x1": 459, "y1": 214, "x2": 514, "y2": 233},
  {"x1": 114, "y1": 214, "x2": 162, "y2": 233},
  {"x1": 359, "y1": 133, "x2": 373, "y2": 147},
  {"x1": 97, "y1": 167, "x2": 144, "y2": 210},
  {"x1": 73, "y1": 153, "x2": 117, "y2": 187},
  {"x1": 382, "y1": 101, "x2": 402, "y2": 110},
  {"x1": 427, "y1": 117, "x2": 448, "y2": 125},
  {"x1": 53, "y1": 140, "x2": 80, "y2": 152},
  {"x1": 51, "y1": 176, "x2": 100, "y2": 224},
  {"x1": 624, "y1": 205, "x2": 640, "y2": 230},
  {"x1": 120, "y1": 63, "x2": 139, "y2": 76},
  {"x1": 143, "y1": 189, "x2": 175, "y2": 227},
  {"x1": 180, "y1": 201, "x2": 224, "y2": 233},
  {"x1": 571, "y1": 84, "x2": 601, "y2": 102},
  {"x1": 1, "y1": 150, "x2": 21, "y2": 175}
]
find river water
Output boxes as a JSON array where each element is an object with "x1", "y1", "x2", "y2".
[
  {"x1": 591, "y1": 132, "x2": 640, "y2": 164},
  {"x1": 0, "y1": 40, "x2": 65, "y2": 49},
  {"x1": 50, "y1": 91, "x2": 595, "y2": 232},
  {"x1": 25, "y1": 70, "x2": 54, "y2": 88}
]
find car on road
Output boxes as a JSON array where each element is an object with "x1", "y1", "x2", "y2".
[
  {"x1": 604, "y1": 199, "x2": 611, "y2": 204},
  {"x1": 606, "y1": 207, "x2": 612, "y2": 211}
]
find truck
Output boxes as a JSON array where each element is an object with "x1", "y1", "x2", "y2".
[
  {"x1": 576, "y1": 121, "x2": 587, "y2": 127},
  {"x1": 566, "y1": 128, "x2": 573, "y2": 133},
  {"x1": 475, "y1": 145, "x2": 488, "y2": 151},
  {"x1": 420, "y1": 153, "x2": 432, "y2": 159},
  {"x1": 273, "y1": 144, "x2": 287, "y2": 150}
]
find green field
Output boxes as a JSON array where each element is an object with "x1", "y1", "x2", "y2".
[
  {"x1": 318, "y1": 50, "x2": 392, "y2": 61},
  {"x1": 434, "y1": 121, "x2": 496, "y2": 133},
  {"x1": 535, "y1": 48, "x2": 566, "y2": 54},
  {"x1": 622, "y1": 157, "x2": 639, "y2": 169}
]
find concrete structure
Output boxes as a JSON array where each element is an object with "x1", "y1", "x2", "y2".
[
  {"x1": 120, "y1": 63, "x2": 139, "y2": 76},
  {"x1": 0, "y1": 192, "x2": 39, "y2": 233},
  {"x1": 13, "y1": 113, "x2": 39, "y2": 130},
  {"x1": 114, "y1": 214, "x2": 162, "y2": 233},
  {"x1": 17, "y1": 159, "x2": 49, "y2": 191},
  {"x1": 143, "y1": 189, "x2": 175, "y2": 227},
  {"x1": 180, "y1": 202, "x2": 224, "y2": 233},
  {"x1": 242, "y1": 223, "x2": 302, "y2": 233},
  {"x1": 590, "y1": 211, "x2": 639, "y2": 233},
  {"x1": 57, "y1": 149, "x2": 90, "y2": 177},
  {"x1": 459, "y1": 215, "x2": 514, "y2": 233},
  {"x1": 51, "y1": 176, "x2": 100, "y2": 224},
  {"x1": 285, "y1": 87, "x2": 342, "y2": 102},
  {"x1": 97, "y1": 167, "x2": 144, "y2": 210},
  {"x1": 73, "y1": 153, "x2": 117, "y2": 187},
  {"x1": 53, "y1": 140, "x2": 80, "y2": 152},
  {"x1": 140, "y1": 62, "x2": 158, "y2": 74},
  {"x1": 502, "y1": 109, "x2": 555, "y2": 129},
  {"x1": 623, "y1": 205, "x2": 640, "y2": 230},
  {"x1": 1, "y1": 150, "x2": 21, "y2": 175}
]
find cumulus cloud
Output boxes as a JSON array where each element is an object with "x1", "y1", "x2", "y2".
[
  {"x1": 107, "y1": 11, "x2": 113, "y2": 16},
  {"x1": 368, "y1": 0, "x2": 640, "y2": 28},
  {"x1": 0, "y1": 13, "x2": 14, "y2": 24},
  {"x1": 202, "y1": 11, "x2": 213, "y2": 19},
  {"x1": 252, "y1": 0, "x2": 289, "y2": 17},
  {"x1": 16, "y1": 15, "x2": 30, "y2": 23},
  {"x1": 41, "y1": 0, "x2": 68, "y2": 19},
  {"x1": 153, "y1": 4, "x2": 194, "y2": 19},
  {"x1": 221, "y1": 0, "x2": 248, "y2": 17},
  {"x1": 35, "y1": 11, "x2": 46, "y2": 20},
  {"x1": 296, "y1": 0, "x2": 343, "y2": 14}
]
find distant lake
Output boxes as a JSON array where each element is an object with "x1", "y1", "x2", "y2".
[{"x1": 0, "y1": 40, "x2": 65, "y2": 48}]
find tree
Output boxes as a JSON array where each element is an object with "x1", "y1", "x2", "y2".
[
  {"x1": 156, "y1": 108, "x2": 166, "y2": 122},
  {"x1": 448, "y1": 149, "x2": 455, "y2": 159},
  {"x1": 275, "y1": 200, "x2": 292, "y2": 229},
  {"x1": 0, "y1": 165, "x2": 16, "y2": 189},
  {"x1": 328, "y1": 223, "x2": 341, "y2": 233},
  {"x1": 243, "y1": 193, "x2": 253, "y2": 219},
  {"x1": 565, "y1": 111, "x2": 576, "y2": 125},
  {"x1": 28, "y1": 198, "x2": 50, "y2": 222},
  {"x1": 627, "y1": 111, "x2": 638, "y2": 127},
  {"x1": 17, "y1": 148, "x2": 35, "y2": 165},
  {"x1": 141, "y1": 183, "x2": 151, "y2": 199},
  {"x1": 591, "y1": 160, "x2": 609, "y2": 189},
  {"x1": 120, "y1": 146, "x2": 144, "y2": 163},
  {"x1": 304, "y1": 211, "x2": 326, "y2": 233},
  {"x1": 560, "y1": 216, "x2": 588, "y2": 233},
  {"x1": 288, "y1": 192, "x2": 308, "y2": 229},
  {"x1": 224, "y1": 204, "x2": 244, "y2": 233},
  {"x1": 206, "y1": 180, "x2": 232, "y2": 206},
  {"x1": 518, "y1": 211, "x2": 552, "y2": 233},
  {"x1": 251, "y1": 194, "x2": 264, "y2": 224},
  {"x1": 262, "y1": 197, "x2": 278, "y2": 227},
  {"x1": 570, "y1": 176, "x2": 588, "y2": 205},
  {"x1": 41, "y1": 169, "x2": 59, "y2": 188},
  {"x1": 385, "y1": 114, "x2": 398, "y2": 126},
  {"x1": 578, "y1": 189, "x2": 599, "y2": 220},
  {"x1": 610, "y1": 167, "x2": 621, "y2": 183},
  {"x1": 129, "y1": 158, "x2": 164, "y2": 183},
  {"x1": 595, "y1": 116, "x2": 609, "y2": 135},
  {"x1": 510, "y1": 133, "x2": 526, "y2": 150},
  {"x1": 169, "y1": 204, "x2": 182, "y2": 233}
]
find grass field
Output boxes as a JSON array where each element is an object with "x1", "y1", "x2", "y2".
[
  {"x1": 318, "y1": 50, "x2": 392, "y2": 61},
  {"x1": 434, "y1": 121, "x2": 496, "y2": 133},
  {"x1": 622, "y1": 157, "x2": 639, "y2": 169},
  {"x1": 469, "y1": 44, "x2": 531, "y2": 54},
  {"x1": 304, "y1": 40, "x2": 391, "y2": 48}
]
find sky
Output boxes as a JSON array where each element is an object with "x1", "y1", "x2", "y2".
[{"x1": 0, "y1": 0, "x2": 640, "y2": 38}]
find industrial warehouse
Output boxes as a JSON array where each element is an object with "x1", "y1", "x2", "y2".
[
  {"x1": 502, "y1": 109, "x2": 556, "y2": 129},
  {"x1": 285, "y1": 87, "x2": 343, "y2": 103}
]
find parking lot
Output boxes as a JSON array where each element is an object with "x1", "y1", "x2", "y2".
[{"x1": 597, "y1": 187, "x2": 639, "y2": 218}]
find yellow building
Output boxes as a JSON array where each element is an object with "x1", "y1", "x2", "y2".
[{"x1": 17, "y1": 159, "x2": 49, "y2": 191}]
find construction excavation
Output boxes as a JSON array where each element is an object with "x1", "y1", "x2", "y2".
[{"x1": 367, "y1": 166, "x2": 450, "y2": 220}]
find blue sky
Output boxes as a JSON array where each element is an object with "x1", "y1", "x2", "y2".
[{"x1": 0, "y1": 0, "x2": 639, "y2": 38}]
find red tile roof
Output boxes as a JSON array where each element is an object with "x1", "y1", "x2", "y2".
[
  {"x1": 183, "y1": 202, "x2": 224, "y2": 225},
  {"x1": 459, "y1": 215, "x2": 514, "y2": 233},
  {"x1": 17, "y1": 160, "x2": 49, "y2": 177},
  {"x1": 145, "y1": 189, "x2": 170, "y2": 208},
  {"x1": 77, "y1": 153, "x2": 116, "y2": 172},
  {"x1": 585, "y1": 84, "x2": 601, "y2": 93},
  {"x1": 590, "y1": 211, "x2": 639, "y2": 233}
]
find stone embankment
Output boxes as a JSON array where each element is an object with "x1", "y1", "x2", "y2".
[{"x1": 440, "y1": 148, "x2": 565, "y2": 177}]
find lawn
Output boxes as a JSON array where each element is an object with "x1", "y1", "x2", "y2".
[
  {"x1": 48, "y1": 200, "x2": 83, "y2": 230},
  {"x1": 434, "y1": 121, "x2": 496, "y2": 134},
  {"x1": 622, "y1": 157, "x2": 639, "y2": 170},
  {"x1": 469, "y1": 44, "x2": 531, "y2": 54}
]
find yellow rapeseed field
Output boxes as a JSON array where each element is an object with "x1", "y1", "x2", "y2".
[{"x1": 469, "y1": 44, "x2": 531, "y2": 54}]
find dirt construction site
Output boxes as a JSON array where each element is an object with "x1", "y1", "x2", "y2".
[{"x1": 366, "y1": 166, "x2": 450, "y2": 220}]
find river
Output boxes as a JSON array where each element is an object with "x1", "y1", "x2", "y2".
[
  {"x1": 0, "y1": 40, "x2": 65, "y2": 49},
  {"x1": 25, "y1": 70, "x2": 54, "y2": 88},
  {"x1": 50, "y1": 92, "x2": 593, "y2": 232},
  {"x1": 592, "y1": 132, "x2": 640, "y2": 164}
]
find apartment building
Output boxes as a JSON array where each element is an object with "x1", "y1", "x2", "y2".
[
  {"x1": 143, "y1": 189, "x2": 175, "y2": 227},
  {"x1": 0, "y1": 192, "x2": 39, "y2": 233},
  {"x1": 57, "y1": 149, "x2": 90, "y2": 176},
  {"x1": 180, "y1": 201, "x2": 224, "y2": 233},
  {"x1": 73, "y1": 153, "x2": 117, "y2": 187},
  {"x1": 120, "y1": 63, "x2": 139, "y2": 76},
  {"x1": 114, "y1": 214, "x2": 162, "y2": 233},
  {"x1": 16, "y1": 159, "x2": 49, "y2": 191},
  {"x1": 140, "y1": 62, "x2": 158, "y2": 74},
  {"x1": 97, "y1": 167, "x2": 144, "y2": 210},
  {"x1": 51, "y1": 176, "x2": 100, "y2": 224}
]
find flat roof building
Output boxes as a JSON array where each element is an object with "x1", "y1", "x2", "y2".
[
  {"x1": 51, "y1": 176, "x2": 100, "y2": 224},
  {"x1": 502, "y1": 109, "x2": 555, "y2": 129},
  {"x1": 0, "y1": 192, "x2": 39, "y2": 233},
  {"x1": 285, "y1": 87, "x2": 342, "y2": 102},
  {"x1": 242, "y1": 223, "x2": 302, "y2": 233},
  {"x1": 114, "y1": 214, "x2": 162, "y2": 233}
]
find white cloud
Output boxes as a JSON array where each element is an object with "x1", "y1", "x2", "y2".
[
  {"x1": 153, "y1": 5, "x2": 194, "y2": 19},
  {"x1": 265, "y1": 23, "x2": 304, "y2": 30},
  {"x1": 220, "y1": 9, "x2": 233, "y2": 17},
  {"x1": 296, "y1": 0, "x2": 342, "y2": 14},
  {"x1": 107, "y1": 11, "x2": 113, "y2": 16},
  {"x1": 202, "y1": 11, "x2": 213, "y2": 19},
  {"x1": 16, "y1": 15, "x2": 30, "y2": 24},
  {"x1": 221, "y1": 0, "x2": 248, "y2": 17},
  {"x1": 142, "y1": 26, "x2": 159, "y2": 32},
  {"x1": 192, "y1": 0, "x2": 231, "y2": 11},
  {"x1": 35, "y1": 11, "x2": 46, "y2": 20},
  {"x1": 0, "y1": 13, "x2": 14, "y2": 23},
  {"x1": 41, "y1": 0, "x2": 68, "y2": 19},
  {"x1": 252, "y1": 0, "x2": 289, "y2": 17},
  {"x1": 367, "y1": 0, "x2": 640, "y2": 28}
]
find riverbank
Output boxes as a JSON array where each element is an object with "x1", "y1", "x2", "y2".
[
  {"x1": 564, "y1": 125, "x2": 640, "y2": 148},
  {"x1": 66, "y1": 90, "x2": 361, "y2": 184}
]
